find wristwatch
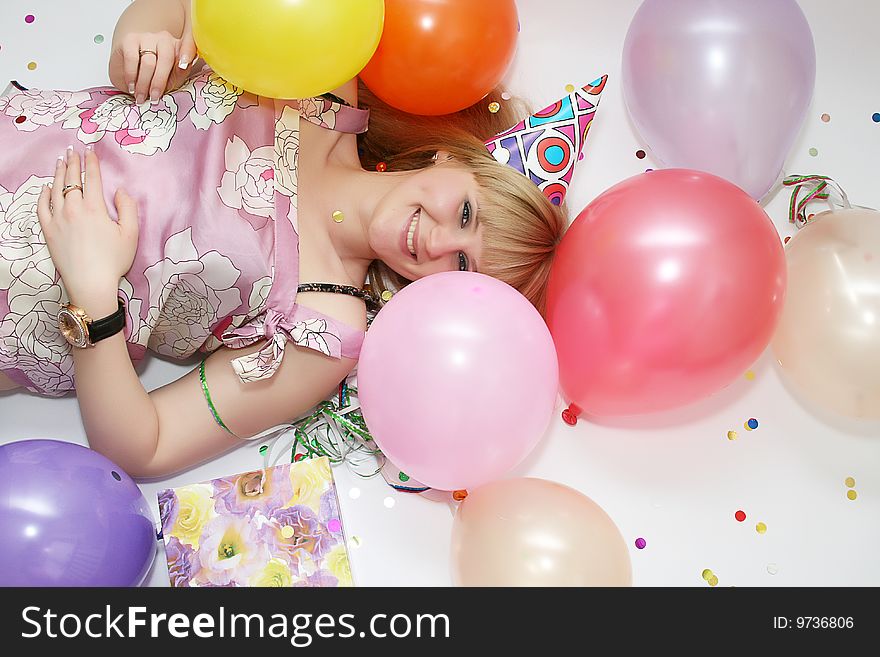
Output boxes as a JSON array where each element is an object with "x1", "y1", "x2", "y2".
[{"x1": 57, "y1": 297, "x2": 127, "y2": 348}]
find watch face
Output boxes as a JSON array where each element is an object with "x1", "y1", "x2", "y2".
[{"x1": 58, "y1": 308, "x2": 88, "y2": 348}]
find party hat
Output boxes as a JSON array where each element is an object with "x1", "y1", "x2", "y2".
[{"x1": 484, "y1": 75, "x2": 607, "y2": 206}]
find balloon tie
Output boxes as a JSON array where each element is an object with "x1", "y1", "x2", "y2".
[{"x1": 783, "y1": 174, "x2": 851, "y2": 228}]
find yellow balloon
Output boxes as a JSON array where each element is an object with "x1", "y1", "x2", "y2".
[{"x1": 192, "y1": 0, "x2": 384, "y2": 99}]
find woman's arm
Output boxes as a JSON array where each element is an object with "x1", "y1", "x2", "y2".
[
  {"x1": 109, "y1": 0, "x2": 197, "y2": 103},
  {"x1": 38, "y1": 149, "x2": 361, "y2": 478}
]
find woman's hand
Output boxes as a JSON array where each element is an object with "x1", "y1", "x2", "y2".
[
  {"x1": 37, "y1": 148, "x2": 139, "y2": 310},
  {"x1": 109, "y1": 19, "x2": 197, "y2": 105}
]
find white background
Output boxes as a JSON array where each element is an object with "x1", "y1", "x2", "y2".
[{"x1": 0, "y1": 0, "x2": 877, "y2": 587}]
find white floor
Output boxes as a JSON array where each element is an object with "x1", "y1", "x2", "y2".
[{"x1": 1, "y1": 0, "x2": 878, "y2": 587}]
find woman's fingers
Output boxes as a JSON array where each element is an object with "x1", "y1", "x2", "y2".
[
  {"x1": 149, "y1": 36, "x2": 176, "y2": 102},
  {"x1": 119, "y1": 37, "x2": 142, "y2": 97},
  {"x1": 82, "y1": 148, "x2": 104, "y2": 209},
  {"x1": 62, "y1": 147, "x2": 84, "y2": 209},
  {"x1": 134, "y1": 48, "x2": 158, "y2": 105},
  {"x1": 36, "y1": 185, "x2": 52, "y2": 231},
  {"x1": 49, "y1": 153, "x2": 66, "y2": 213}
]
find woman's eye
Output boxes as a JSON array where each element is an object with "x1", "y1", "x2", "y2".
[
  {"x1": 461, "y1": 201, "x2": 471, "y2": 228},
  {"x1": 458, "y1": 252, "x2": 469, "y2": 271}
]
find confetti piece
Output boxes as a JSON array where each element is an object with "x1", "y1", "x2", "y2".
[
  {"x1": 398, "y1": 472, "x2": 410, "y2": 482},
  {"x1": 745, "y1": 370, "x2": 756, "y2": 380},
  {"x1": 27, "y1": 62, "x2": 37, "y2": 71},
  {"x1": 349, "y1": 487, "x2": 361, "y2": 500},
  {"x1": 349, "y1": 536, "x2": 362, "y2": 548},
  {"x1": 332, "y1": 210, "x2": 344, "y2": 223},
  {"x1": 756, "y1": 522, "x2": 767, "y2": 534},
  {"x1": 727, "y1": 430, "x2": 738, "y2": 441},
  {"x1": 383, "y1": 496, "x2": 396, "y2": 509},
  {"x1": 809, "y1": 147, "x2": 818, "y2": 157},
  {"x1": 636, "y1": 149, "x2": 646, "y2": 159},
  {"x1": 258, "y1": 445, "x2": 268, "y2": 455},
  {"x1": 380, "y1": 290, "x2": 393, "y2": 302},
  {"x1": 328, "y1": 519, "x2": 342, "y2": 533},
  {"x1": 501, "y1": 91, "x2": 511, "y2": 101},
  {"x1": 708, "y1": 575, "x2": 719, "y2": 587},
  {"x1": 847, "y1": 490, "x2": 858, "y2": 501},
  {"x1": 873, "y1": 113, "x2": 880, "y2": 123},
  {"x1": 735, "y1": 510, "x2": 746, "y2": 522},
  {"x1": 845, "y1": 477, "x2": 855, "y2": 488},
  {"x1": 564, "y1": 84, "x2": 575, "y2": 93},
  {"x1": 747, "y1": 418, "x2": 759, "y2": 430},
  {"x1": 25, "y1": 14, "x2": 35, "y2": 24},
  {"x1": 452, "y1": 490, "x2": 468, "y2": 502},
  {"x1": 488, "y1": 101, "x2": 500, "y2": 114},
  {"x1": 635, "y1": 537, "x2": 647, "y2": 549},
  {"x1": 701, "y1": 569, "x2": 714, "y2": 581},
  {"x1": 820, "y1": 113, "x2": 830, "y2": 123},
  {"x1": 767, "y1": 563, "x2": 779, "y2": 575},
  {"x1": 94, "y1": 34, "x2": 105, "y2": 44},
  {"x1": 280, "y1": 525, "x2": 295, "y2": 539}
]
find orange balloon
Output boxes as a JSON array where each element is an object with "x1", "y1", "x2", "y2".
[{"x1": 359, "y1": 0, "x2": 518, "y2": 115}]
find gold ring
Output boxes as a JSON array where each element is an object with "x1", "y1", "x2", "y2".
[
  {"x1": 139, "y1": 49, "x2": 158, "y2": 57},
  {"x1": 61, "y1": 184, "x2": 83, "y2": 198}
]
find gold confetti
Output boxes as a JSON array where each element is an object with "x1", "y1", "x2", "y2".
[
  {"x1": 756, "y1": 522, "x2": 767, "y2": 534},
  {"x1": 708, "y1": 575, "x2": 719, "y2": 587},
  {"x1": 27, "y1": 61, "x2": 38, "y2": 71},
  {"x1": 845, "y1": 477, "x2": 855, "y2": 488},
  {"x1": 744, "y1": 421, "x2": 752, "y2": 431},
  {"x1": 349, "y1": 535, "x2": 362, "y2": 548},
  {"x1": 745, "y1": 370, "x2": 756, "y2": 380},
  {"x1": 332, "y1": 210, "x2": 344, "y2": 223},
  {"x1": 847, "y1": 490, "x2": 858, "y2": 501},
  {"x1": 280, "y1": 525, "x2": 295, "y2": 539},
  {"x1": 727, "y1": 430, "x2": 738, "y2": 441},
  {"x1": 565, "y1": 84, "x2": 575, "y2": 93},
  {"x1": 380, "y1": 290, "x2": 393, "y2": 302},
  {"x1": 488, "y1": 101, "x2": 500, "y2": 114},
  {"x1": 701, "y1": 569, "x2": 714, "y2": 581}
]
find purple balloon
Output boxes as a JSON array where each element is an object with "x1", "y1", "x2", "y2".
[
  {"x1": 0, "y1": 439, "x2": 156, "y2": 586},
  {"x1": 622, "y1": 0, "x2": 816, "y2": 200}
]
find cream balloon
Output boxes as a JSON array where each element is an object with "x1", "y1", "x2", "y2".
[
  {"x1": 771, "y1": 208, "x2": 880, "y2": 419},
  {"x1": 451, "y1": 478, "x2": 632, "y2": 587}
]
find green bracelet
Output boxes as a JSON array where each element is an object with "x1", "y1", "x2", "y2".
[{"x1": 199, "y1": 359, "x2": 236, "y2": 436}]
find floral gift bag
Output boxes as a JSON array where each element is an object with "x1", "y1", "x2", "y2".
[{"x1": 157, "y1": 456, "x2": 352, "y2": 587}]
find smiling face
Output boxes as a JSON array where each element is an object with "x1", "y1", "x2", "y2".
[{"x1": 367, "y1": 162, "x2": 485, "y2": 281}]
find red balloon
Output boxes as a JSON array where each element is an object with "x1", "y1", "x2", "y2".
[
  {"x1": 359, "y1": 0, "x2": 518, "y2": 115},
  {"x1": 546, "y1": 169, "x2": 787, "y2": 417}
]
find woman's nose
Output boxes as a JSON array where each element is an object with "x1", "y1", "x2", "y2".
[{"x1": 425, "y1": 226, "x2": 460, "y2": 259}]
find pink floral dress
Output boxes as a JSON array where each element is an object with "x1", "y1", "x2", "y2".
[{"x1": 0, "y1": 65, "x2": 369, "y2": 396}]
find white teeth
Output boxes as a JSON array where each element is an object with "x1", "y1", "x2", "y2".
[{"x1": 406, "y1": 209, "x2": 419, "y2": 257}]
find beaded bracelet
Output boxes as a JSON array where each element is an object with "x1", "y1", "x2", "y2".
[{"x1": 199, "y1": 359, "x2": 237, "y2": 437}]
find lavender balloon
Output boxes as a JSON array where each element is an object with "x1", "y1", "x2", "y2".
[
  {"x1": 0, "y1": 439, "x2": 156, "y2": 586},
  {"x1": 622, "y1": 0, "x2": 816, "y2": 200}
]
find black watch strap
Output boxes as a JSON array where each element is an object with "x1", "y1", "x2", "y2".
[{"x1": 88, "y1": 298, "x2": 126, "y2": 344}]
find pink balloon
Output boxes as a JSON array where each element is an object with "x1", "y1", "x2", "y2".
[
  {"x1": 622, "y1": 0, "x2": 816, "y2": 200},
  {"x1": 546, "y1": 169, "x2": 786, "y2": 417},
  {"x1": 358, "y1": 272, "x2": 559, "y2": 491}
]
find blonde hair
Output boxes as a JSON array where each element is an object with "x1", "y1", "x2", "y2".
[{"x1": 356, "y1": 81, "x2": 566, "y2": 316}]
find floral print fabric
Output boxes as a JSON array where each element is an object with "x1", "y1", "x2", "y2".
[
  {"x1": 0, "y1": 67, "x2": 368, "y2": 396},
  {"x1": 158, "y1": 456, "x2": 353, "y2": 587}
]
